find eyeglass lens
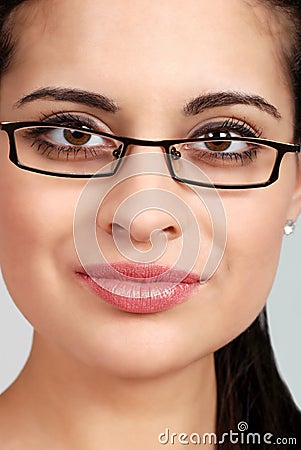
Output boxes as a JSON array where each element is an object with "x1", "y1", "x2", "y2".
[{"x1": 14, "y1": 126, "x2": 277, "y2": 185}]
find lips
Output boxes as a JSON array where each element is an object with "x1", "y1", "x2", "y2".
[{"x1": 76, "y1": 262, "x2": 201, "y2": 314}]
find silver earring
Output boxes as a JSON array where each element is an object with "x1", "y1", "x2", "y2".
[{"x1": 284, "y1": 220, "x2": 296, "y2": 236}]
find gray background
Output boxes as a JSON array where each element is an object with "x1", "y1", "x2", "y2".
[{"x1": 0, "y1": 230, "x2": 300, "y2": 407}]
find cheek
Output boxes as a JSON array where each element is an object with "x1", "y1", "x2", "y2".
[
  {"x1": 0, "y1": 148, "x2": 79, "y2": 320},
  {"x1": 174, "y1": 175, "x2": 294, "y2": 366},
  {"x1": 226, "y1": 187, "x2": 287, "y2": 273},
  {"x1": 210, "y1": 170, "x2": 294, "y2": 342}
]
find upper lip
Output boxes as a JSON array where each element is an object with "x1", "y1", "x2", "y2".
[{"x1": 76, "y1": 262, "x2": 201, "y2": 284}]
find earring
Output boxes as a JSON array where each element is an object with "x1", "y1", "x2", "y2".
[{"x1": 284, "y1": 220, "x2": 296, "y2": 236}]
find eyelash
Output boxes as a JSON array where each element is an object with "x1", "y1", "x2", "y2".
[
  {"x1": 33, "y1": 112, "x2": 263, "y2": 164},
  {"x1": 40, "y1": 111, "x2": 263, "y2": 139},
  {"x1": 23, "y1": 111, "x2": 263, "y2": 168},
  {"x1": 190, "y1": 117, "x2": 263, "y2": 139},
  {"x1": 40, "y1": 111, "x2": 97, "y2": 131}
]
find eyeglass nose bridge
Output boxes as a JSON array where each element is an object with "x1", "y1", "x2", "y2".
[{"x1": 111, "y1": 137, "x2": 177, "y2": 181}]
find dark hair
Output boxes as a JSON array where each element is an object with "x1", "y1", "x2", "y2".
[{"x1": 0, "y1": 1, "x2": 301, "y2": 448}]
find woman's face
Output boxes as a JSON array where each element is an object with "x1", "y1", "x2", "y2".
[{"x1": 0, "y1": 0, "x2": 300, "y2": 377}]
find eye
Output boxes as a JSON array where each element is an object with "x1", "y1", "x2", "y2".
[
  {"x1": 186, "y1": 130, "x2": 247, "y2": 153},
  {"x1": 47, "y1": 128, "x2": 110, "y2": 147},
  {"x1": 186, "y1": 117, "x2": 262, "y2": 152}
]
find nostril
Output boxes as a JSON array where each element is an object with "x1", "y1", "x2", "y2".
[
  {"x1": 110, "y1": 211, "x2": 181, "y2": 244},
  {"x1": 163, "y1": 225, "x2": 177, "y2": 234}
]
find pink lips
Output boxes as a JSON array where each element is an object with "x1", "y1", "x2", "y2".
[{"x1": 76, "y1": 262, "x2": 201, "y2": 314}]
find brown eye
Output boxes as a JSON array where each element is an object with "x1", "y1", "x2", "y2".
[
  {"x1": 204, "y1": 131, "x2": 231, "y2": 152},
  {"x1": 63, "y1": 129, "x2": 91, "y2": 145}
]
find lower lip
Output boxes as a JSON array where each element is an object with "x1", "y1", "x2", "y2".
[{"x1": 76, "y1": 273, "x2": 199, "y2": 314}]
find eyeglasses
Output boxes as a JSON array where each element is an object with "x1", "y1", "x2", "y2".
[{"x1": 0, "y1": 121, "x2": 300, "y2": 189}]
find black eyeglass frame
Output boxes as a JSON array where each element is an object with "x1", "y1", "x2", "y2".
[{"x1": 0, "y1": 121, "x2": 300, "y2": 189}]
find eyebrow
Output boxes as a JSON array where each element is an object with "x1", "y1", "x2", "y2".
[
  {"x1": 183, "y1": 91, "x2": 282, "y2": 119},
  {"x1": 14, "y1": 87, "x2": 119, "y2": 113},
  {"x1": 14, "y1": 87, "x2": 281, "y2": 120}
]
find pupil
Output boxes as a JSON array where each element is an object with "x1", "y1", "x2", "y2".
[{"x1": 72, "y1": 131, "x2": 84, "y2": 139}]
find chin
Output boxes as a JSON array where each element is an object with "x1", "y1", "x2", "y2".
[{"x1": 66, "y1": 325, "x2": 202, "y2": 379}]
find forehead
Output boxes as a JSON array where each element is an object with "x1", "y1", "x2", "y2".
[{"x1": 3, "y1": 0, "x2": 291, "y2": 120}]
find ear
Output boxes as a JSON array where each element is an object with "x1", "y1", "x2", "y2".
[{"x1": 287, "y1": 155, "x2": 301, "y2": 220}]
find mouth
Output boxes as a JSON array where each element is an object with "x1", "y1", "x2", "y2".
[{"x1": 75, "y1": 262, "x2": 201, "y2": 314}]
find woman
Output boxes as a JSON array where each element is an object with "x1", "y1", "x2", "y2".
[{"x1": 0, "y1": 0, "x2": 300, "y2": 448}]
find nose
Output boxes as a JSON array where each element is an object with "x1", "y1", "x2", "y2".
[
  {"x1": 97, "y1": 143, "x2": 184, "y2": 243},
  {"x1": 118, "y1": 208, "x2": 181, "y2": 244},
  {"x1": 97, "y1": 175, "x2": 183, "y2": 247}
]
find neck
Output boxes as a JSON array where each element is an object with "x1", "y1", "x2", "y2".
[{"x1": 4, "y1": 332, "x2": 217, "y2": 449}]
